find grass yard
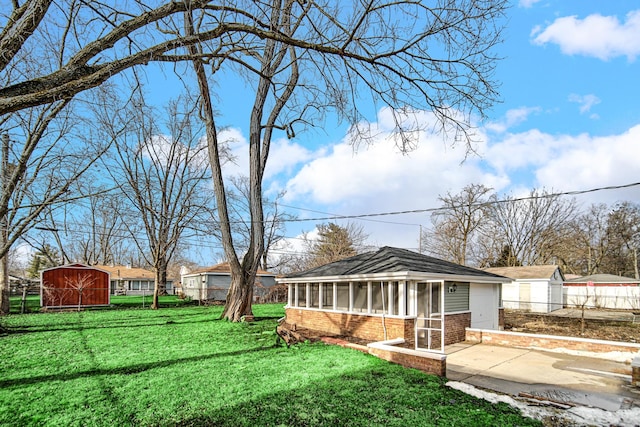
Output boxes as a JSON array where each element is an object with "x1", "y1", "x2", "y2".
[
  {"x1": 9, "y1": 295, "x2": 193, "y2": 313},
  {"x1": 0, "y1": 304, "x2": 541, "y2": 426}
]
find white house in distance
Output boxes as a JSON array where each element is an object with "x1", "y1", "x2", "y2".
[
  {"x1": 483, "y1": 265, "x2": 564, "y2": 313},
  {"x1": 564, "y1": 274, "x2": 640, "y2": 310},
  {"x1": 278, "y1": 246, "x2": 509, "y2": 353},
  {"x1": 181, "y1": 262, "x2": 277, "y2": 302}
]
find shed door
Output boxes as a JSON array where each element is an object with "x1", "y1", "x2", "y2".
[{"x1": 469, "y1": 283, "x2": 498, "y2": 330}]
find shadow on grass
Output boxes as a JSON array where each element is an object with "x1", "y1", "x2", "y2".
[
  {"x1": 166, "y1": 364, "x2": 542, "y2": 427},
  {"x1": 0, "y1": 345, "x2": 278, "y2": 389},
  {"x1": 2, "y1": 311, "x2": 227, "y2": 335}
]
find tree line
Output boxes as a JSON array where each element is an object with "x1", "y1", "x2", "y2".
[
  {"x1": 421, "y1": 184, "x2": 640, "y2": 278},
  {"x1": 0, "y1": 0, "x2": 508, "y2": 317}
]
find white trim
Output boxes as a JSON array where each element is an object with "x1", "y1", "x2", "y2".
[
  {"x1": 445, "y1": 310, "x2": 472, "y2": 316},
  {"x1": 368, "y1": 339, "x2": 447, "y2": 359},
  {"x1": 277, "y1": 271, "x2": 510, "y2": 284},
  {"x1": 284, "y1": 305, "x2": 416, "y2": 320}
]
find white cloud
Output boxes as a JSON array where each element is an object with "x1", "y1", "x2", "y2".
[
  {"x1": 518, "y1": 0, "x2": 542, "y2": 8},
  {"x1": 281, "y1": 108, "x2": 508, "y2": 248},
  {"x1": 534, "y1": 125, "x2": 640, "y2": 204},
  {"x1": 264, "y1": 137, "x2": 315, "y2": 180},
  {"x1": 485, "y1": 107, "x2": 542, "y2": 133},
  {"x1": 531, "y1": 10, "x2": 640, "y2": 61},
  {"x1": 568, "y1": 93, "x2": 601, "y2": 118},
  {"x1": 218, "y1": 127, "x2": 249, "y2": 176}
]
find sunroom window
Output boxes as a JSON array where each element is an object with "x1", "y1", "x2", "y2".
[
  {"x1": 336, "y1": 284, "x2": 349, "y2": 311},
  {"x1": 352, "y1": 282, "x2": 367, "y2": 312}
]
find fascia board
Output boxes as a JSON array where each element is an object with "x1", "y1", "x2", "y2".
[{"x1": 276, "y1": 271, "x2": 510, "y2": 284}]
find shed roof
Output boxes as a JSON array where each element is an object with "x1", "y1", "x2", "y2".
[
  {"x1": 565, "y1": 273, "x2": 640, "y2": 284},
  {"x1": 285, "y1": 246, "x2": 507, "y2": 280},
  {"x1": 483, "y1": 265, "x2": 562, "y2": 280}
]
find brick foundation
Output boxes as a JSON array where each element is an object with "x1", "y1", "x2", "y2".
[
  {"x1": 466, "y1": 328, "x2": 640, "y2": 357},
  {"x1": 368, "y1": 344, "x2": 446, "y2": 376},
  {"x1": 285, "y1": 308, "x2": 472, "y2": 348}
]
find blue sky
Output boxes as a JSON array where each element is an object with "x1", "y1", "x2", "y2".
[{"x1": 147, "y1": 1, "x2": 640, "y2": 262}]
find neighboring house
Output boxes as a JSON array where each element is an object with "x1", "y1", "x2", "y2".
[
  {"x1": 278, "y1": 246, "x2": 509, "y2": 353},
  {"x1": 484, "y1": 265, "x2": 564, "y2": 313},
  {"x1": 564, "y1": 274, "x2": 640, "y2": 310},
  {"x1": 41, "y1": 264, "x2": 110, "y2": 308},
  {"x1": 181, "y1": 262, "x2": 277, "y2": 302},
  {"x1": 95, "y1": 265, "x2": 174, "y2": 296}
]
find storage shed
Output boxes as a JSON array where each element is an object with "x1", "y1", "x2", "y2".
[
  {"x1": 484, "y1": 265, "x2": 564, "y2": 313},
  {"x1": 41, "y1": 264, "x2": 110, "y2": 309}
]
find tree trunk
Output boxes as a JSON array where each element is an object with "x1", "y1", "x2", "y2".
[
  {"x1": 221, "y1": 262, "x2": 255, "y2": 321},
  {"x1": 0, "y1": 254, "x2": 9, "y2": 315},
  {"x1": 151, "y1": 267, "x2": 166, "y2": 310}
]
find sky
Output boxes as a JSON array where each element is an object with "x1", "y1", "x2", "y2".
[{"x1": 145, "y1": 1, "x2": 640, "y2": 263}]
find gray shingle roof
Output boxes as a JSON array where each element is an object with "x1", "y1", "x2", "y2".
[{"x1": 286, "y1": 246, "x2": 506, "y2": 279}]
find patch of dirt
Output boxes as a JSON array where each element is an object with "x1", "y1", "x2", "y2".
[{"x1": 503, "y1": 310, "x2": 640, "y2": 343}]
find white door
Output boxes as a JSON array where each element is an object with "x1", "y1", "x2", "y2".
[{"x1": 469, "y1": 283, "x2": 498, "y2": 330}]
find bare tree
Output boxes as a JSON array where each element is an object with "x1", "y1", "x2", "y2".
[
  {"x1": 1, "y1": 0, "x2": 507, "y2": 318},
  {"x1": 0, "y1": 113, "x2": 108, "y2": 313},
  {"x1": 478, "y1": 189, "x2": 578, "y2": 267},
  {"x1": 223, "y1": 176, "x2": 297, "y2": 271},
  {"x1": 103, "y1": 91, "x2": 213, "y2": 309},
  {"x1": 422, "y1": 184, "x2": 492, "y2": 266},
  {"x1": 187, "y1": 0, "x2": 506, "y2": 320}
]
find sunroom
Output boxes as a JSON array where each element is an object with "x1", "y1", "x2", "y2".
[{"x1": 279, "y1": 246, "x2": 508, "y2": 353}]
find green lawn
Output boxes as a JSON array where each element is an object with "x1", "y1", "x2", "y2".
[
  {"x1": 0, "y1": 304, "x2": 541, "y2": 426},
  {"x1": 9, "y1": 295, "x2": 193, "y2": 313}
]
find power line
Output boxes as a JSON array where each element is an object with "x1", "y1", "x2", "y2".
[{"x1": 280, "y1": 181, "x2": 640, "y2": 223}]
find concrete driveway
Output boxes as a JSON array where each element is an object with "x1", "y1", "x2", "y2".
[{"x1": 446, "y1": 342, "x2": 639, "y2": 411}]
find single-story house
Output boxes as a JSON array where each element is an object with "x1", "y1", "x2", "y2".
[
  {"x1": 564, "y1": 274, "x2": 640, "y2": 310},
  {"x1": 181, "y1": 262, "x2": 277, "y2": 302},
  {"x1": 484, "y1": 265, "x2": 564, "y2": 313},
  {"x1": 278, "y1": 246, "x2": 509, "y2": 353},
  {"x1": 41, "y1": 264, "x2": 110, "y2": 308},
  {"x1": 95, "y1": 265, "x2": 174, "y2": 296}
]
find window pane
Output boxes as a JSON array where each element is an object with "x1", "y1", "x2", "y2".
[
  {"x1": 391, "y1": 282, "x2": 399, "y2": 316},
  {"x1": 431, "y1": 283, "x2": 441, "y2": 315},
  {"x1": 371, "y1": 282, "x2": 384, "y2": 313},
  {"x1": 336, "y1": 284, "x2": 349, "y2": 311},
  {"x1": 310, "y1": 284, "x2": 320, "y2": 308},
  {"x1": 322, "y1": 284, "x2": 333, "y2": 309},
  {"x1": 297, "y1": 284, "x2": 307, "y2": 307},
  {"x1": 352, "y1": 282, "x2": 367, "y2": 312}
]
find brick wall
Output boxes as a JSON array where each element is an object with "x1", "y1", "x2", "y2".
[
  {"x1": 285, "y1": 308, "x2": 472, "y2": 347},
  {"x1": 466, "y1": 328, "x2": 640, "y2": 356},
  {"x1": 443, "y1": 312, "x2": 470, "y2": 345},
  {"x1": 632, "y1": 357, "x2": 640, "y2": 387},
  {"x1": 286, "y1": 308, "x2": 413, "y2": 343},
  {"x1": 368, "y1": 346, "x2": 446, "y2": 376}
]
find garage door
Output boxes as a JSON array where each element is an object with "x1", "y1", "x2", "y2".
[{"x1": 469, "y1": 283, "x2": 498, "y2": 330}]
